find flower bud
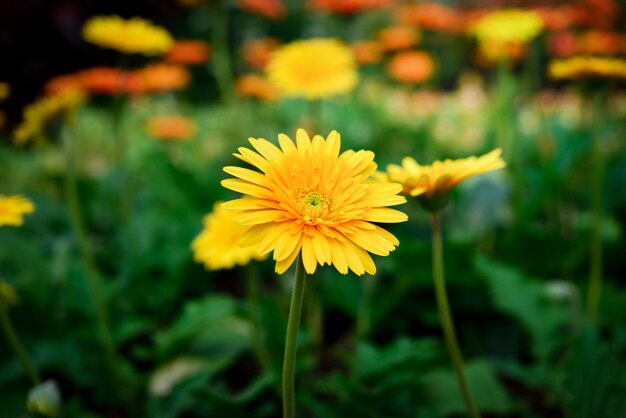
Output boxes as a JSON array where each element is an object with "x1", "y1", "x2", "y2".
[{"x1": 27, "y1": 380, "x2": 61, "y2": 417}]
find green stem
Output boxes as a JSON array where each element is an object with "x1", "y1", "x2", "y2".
[
  {"x1": 431, "y1": 213, "x2": 482, "y2": 418},
  {"x1": 62, "y1": 124, "x2": 119, "y2": 380},
  {"x1": 282, "y1": 255, "x2": 306, "y2": 418},
  {"x1": 211, "y1": 1, "x2": 235, "y2": 103},
  {"x1": 586, "y1": 98, "x2": 605, "y2": 324},
  {"x1": 0, "y1": 302, "x2": 40, "y2": 385}
]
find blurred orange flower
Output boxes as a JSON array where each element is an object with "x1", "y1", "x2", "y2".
[
  {"x1": 242, "y1": 38, "x2": 281, "y2": 71},
  {"x1": 131, "y1": 64, "x2": 191, "y2": 94},
  {"x1": 378, "y1": 26, "x2": 420, "y2": 51},
  {"x1": 548, "y1": 32, "x2": 577, "y2": 58},
  {"x1": 533, "y1": 7, "x2": 575, "y2": 31},
  {"x1": 387, "y1": 51, "x2": 434, "y2": 84},
  {"x1": 238, "y1": 0, "x2": 286, "y2": 19},
  {"x1": 309, "y1": 0, "x2": 392, "y2": 15},
  {"x1": 549, "y1": 31, "x2": 626, "y2": 58},
  {"x1": 45, "y1": 74, "x2": 84, "y2": 96},
  {"x1": 166, "y1": 40, "x2": 211, "y2": 65},
  {"x1": 396, "y1": 3, "x2": 462, "y2": 33},
  {"x1": 351, "y1": 41, "x2": 383, "y2": 65},
  {"x1": 236, "y1": 74, "x2": 281, "y2": 101},
  {"x1": 146, "y1": 115, "x2": 197, "y2": 141}
]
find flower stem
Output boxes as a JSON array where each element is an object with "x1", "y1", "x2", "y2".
[
  {"x1": 282, "y1": 255, "x2": 306, "y2": 418},
  {"x1": 62, "y1": 124, "x2": 119, "y2": 381},
  {"x1": 431, "y1": 213, "x2": 482, "y2": 418},
  {"x1": 0, "y1": 301, "x2": 40, "y2": 385},
  {"x1": 586, "y1": 97, "x2": 605, "y2": 324},
  {"x1": 211, "y1": 1, "x2": 235, "y2": 103}
]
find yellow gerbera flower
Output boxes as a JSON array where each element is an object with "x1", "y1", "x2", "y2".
[
  {"x1": 386, "y1": 149, "x2": 506, "y2": 211},
  {"x1": 470, "y1": 9, "x2": 544, "y2": 44},
  {"x1": 13, "y1": 90, "x2": 86, "y2": 145},
  {"x1": 549, "y1": 56, "x2": 626, "y2": 80},
  {"x1": 0, "y1": 195, "x2": 35, "y2": 227},
  {"x1": 221, "y1": 129, "x2": 407, "y2": 276},
  {"x1": 83, "y1": 15, "x2": 173, "y2": 55},
  {"x1": 267, "y1": 39, "x2": 358, "y2": 100},
  {"x1": 191, "y1": 202, "x2": 266, "y2": 270}
]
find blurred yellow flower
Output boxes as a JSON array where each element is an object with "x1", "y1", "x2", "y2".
[
  {"x1": 146, "y1": 115, "x2": 197, "y2": 141},
  {"x1": 0, "y1": 195, "x2": 35, "y2": 227},
  {"x1": 221, "y1": 129, "x2": 407, "y2": 275},
  {"x1": 549, "y1": 56, "x2": 626, "y2": 80},
  {"x1": 0, "y1": 82, "x2": 10, "y2": 101},
  {"x1": 83, "y1": 15, "x2": 173, "y2": 55},
  {"x1": 267, "y1": 39, "x2": 358, "y2": 100},
  {"x1": 13, "y1": 90, "x2": 86, "y2": 145},
  {"x1": 386, "y1": 149, "x2": 505, "y2": 211},
  {"x1": 191, "y1": 202, "x2": 266, "y2": 270},
  {"x1": 471, "y1": 9, "x2": 544, "y2": 44}
]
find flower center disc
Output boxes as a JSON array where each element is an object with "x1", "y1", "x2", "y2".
[{"x1": 299, "y1": 191, "x2": 329, "y2": 223}]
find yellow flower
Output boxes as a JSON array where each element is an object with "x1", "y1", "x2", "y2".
[
  {"x1": 13, "y1": 90, "x2": 86, "y2": 145},
  {"x1": 0, "y1": 195, "x2": 35, "y2": 227},
  {"x1": 549, "y1": 56, "x2": 626, "y2": 80},
  {"x1": 0, "y1": 82, "x2": 10, "y2": 101},
  {"x1": 386, "y1": 149, "x2": 506, "y2": 211},
  {"x1": 470, "y1": 9, "x2": 543, "y2": 44},
  {"x1": 221, "y1": 129, "x2": 407, "y2": 275},
  {"x1": 192, "y1": 202, "x2": 266, "y2": 270},
  {"x1": 267, "y1": 39, "x2": 358, "y2": 100},
  {"x1": 83, "y1": 15, "x2": 173, "y2": 55}
]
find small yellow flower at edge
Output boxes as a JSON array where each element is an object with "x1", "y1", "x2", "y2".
[
  {"x1": 0, "y1": 195, "x2": 35, "y2": 227},
  {"x1": 221, "y1": 129, "x2": 407, "y2": 276},
  {"x1": 386, "y1": 149, "x2": 506, "y2": 212},
  {"x1": 83, "y1": 15, "x2": 173, "y2": 55}
]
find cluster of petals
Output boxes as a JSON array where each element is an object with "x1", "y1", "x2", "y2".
[
  {"x1": 166, "y1": 40, "x2": 211, "y2": 65},
  {"x1": 83, "y1": 15, "x2": 173, "y2": 55},
  {"x1": 386, "y1": 149, "x2": 506, "y2": 198},
  {"x1": 0, "y1": 195, "x2": 35, "y2": 227},
  {"x1": 221, "y1": 129, "x2": 407, "y2": 275},
  {"x1": 549, "y1": 56, "x2": 626, "y2": 80},
  {"x1": 387, "y1": 51, "x2": 434, "y2": 84},
  {"x1": 469, "y1": 9, "x2": 544, "y2": 44}
]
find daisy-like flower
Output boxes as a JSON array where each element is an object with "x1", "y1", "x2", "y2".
[
  {"x1": 221, "y1": 129, "x2": 407, "y2": 275},
  {"x1": 470, "y1": 9, "x2": 544, "y2": 44},
  {"x1": 13, "y1": 90, "x2": 86, "y2": 145},
  {"x1": 549, "y1": 56, "x2": 626, "y2": 80},
  {"x1": 267, "y1": 39, "x2": 358, "y2": 100},
  {"x1": 83, "y1": 15, "x2": 173, "y2": 55},
  {"x1": 386, "y1": 149, "x2": 506, "y2": 211},
  {"x1": 146, "y1": 115, "x2": 197, "y2": 141},
  {"x1": 191, "y1": 202, "x2": 266, "y2": 270},
  {"x1": 0, "y1": 195, "x2": 35, "y2": 227}
]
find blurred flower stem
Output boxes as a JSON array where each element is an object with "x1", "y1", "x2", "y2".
[
  {"x1": 0, "y1": 297, "x2": 41, "y2": 385},
  {"x1": 211, "y1": 1, "x2": 235, "y2": 103},
  {"x1": 430, "y1": 212, "x2": 482, "y2": 418},
  {"x1": 62, "y1": 122, "x2": 120, "y2": 383},
  {"x1": 282, "y1": 255, "x2": 306, "y2": 418},
  {"x1": 586, "y1": 93, "x2": 606, "y2": 324}
]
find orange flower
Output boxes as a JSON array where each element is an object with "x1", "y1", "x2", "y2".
[
  {"x1": 79, "y1": 67, "x2": 128, "y2": 94},
  {"x1": 166, "y1": 40, "x2": 211, "y2": 65},
  {"x1": 236, "y1": 74, "x2": 281, "y2": 101},
  {"x1": 131, "y1": 63, "x2": 191, "y2": 94},
  {"x1": 44, "y1": 74, "x2": 84, "y2": 96},
  {"x1": 396, "y1": 3, "x2": 462, "y2": 33},
  {"x1": 241, "y1": 38, "x2": 281, "y2": 71},
  {"x1": 387, "y1": 51, "x2": 434, "y2": 84},
  {"x1": 238, "y1": 0, "x2": 286, "y2": 19},
  {"x1": 351, "y1": 41, "x2": 383, "y2": 65},
  {"x1": 578, "y1": 31, "x2": 623, "y2": 56},
  {"x1": 377, "y1": 26, "x2": 419, "y2": 51},
  {"x1": 146, "y1": 115, "x2": 196, "y2": 141},
  {"x1": 534, "y1": 7, "x2": 575, "y2": 31},
  {"x1": 309, "y1": 0, "x2": 392, "y2": 15},
  {"x1": 548, "y1": 32, "x2": 577, "y2": 58}
]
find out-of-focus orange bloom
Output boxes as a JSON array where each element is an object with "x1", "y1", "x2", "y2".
[
  {"x1": 309, "y1": 0, "x2": 392, "y2": 15},
  {"x1": 549, "y1": 32, "x2": 577, "y2": 58},
  {"x1": 549, "y1": 31, "x2": 626, "y2": 58},
  {"x1": 396, "y1": 3, "x2": 462, "y2": 33},
  {"x1": 146, "y1": 115, "x2": 196, "y2": 141},
  {"x1": 387, "y1": 51, "x2": 434, "y2": 84},
  {"x1": 378, "y1": 26, "x2": 420, "y2": 51},
  {"x1": 45, "y1": 74, "x2": 84, "y2": 96},
  {"x1": 241, "y1": 38, "x2": 281, "y2": 71},
  {"x1": 476, "y1": 41, "x2": 527, "y2": 67},
  {"x1": 166, "y1": 40, "x2": 211, "y2": 65},
  {"x1": 78, "y1": 68, "x2": 128, "y2": 94},
  {"x1": 238, "y1": 0, "x2": 286, "y2": 19},
  {"x1": 351, "y1": 41, "x2": 383, "y2": 65},
  {"x1": 533, "y1": 7, "x2": 574, "y2": 31},
  {"x1": 131, "y1": 64, "x2": 191, "y2": 94},
  {"x1": 236, "y1": 74, "x2": 281, "y2": 101}
]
